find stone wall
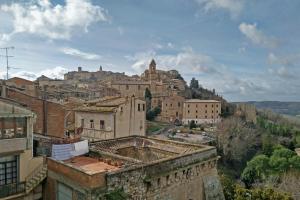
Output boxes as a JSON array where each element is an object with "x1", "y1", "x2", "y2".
[{"x1": 93, "y1": 147, "x2": 224, "y2": 200}]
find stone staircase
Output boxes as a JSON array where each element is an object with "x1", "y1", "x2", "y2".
[{"x1": 25, "y1": 164, "x2": 47, "y2": 194}]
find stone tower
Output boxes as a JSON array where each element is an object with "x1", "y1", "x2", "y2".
[
  {"x1": 149, "y1": 59, "x2": 156, "y2": 73},
  {"x1": 149, "y1": 59, "x2": 159, "y2": 82}
]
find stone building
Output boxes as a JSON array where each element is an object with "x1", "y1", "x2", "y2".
[
  {"x1": 45, "y1": 136, "x2": 224, "y2": 200},
  {"x1": 141, "y1": 59, "x2": 161, "y2": 82},
  {"x1": 110, "y1": 81, "x2": 150, "y2": 98},
  {"x1": 160, "y1": 94, "x2": 185, "y2": 123},
  {"x1": 235, "y1": 103, "x2": 257, "y2": 124},
  {"x1": 0, "y1": 98, "x2": 47, "y2": 200},
  {"x1": 183, "y1": 99, "x2": 221, "y2": 125},
  {"x1": 64, "y1": 67, "x2": 129, "y2": 82},
  {"x1": 110, "y1": 59, "x2": 186, "y2": 110},
  {"x1": 74, "y1": 96, "x2": 146, "y2": 141}
]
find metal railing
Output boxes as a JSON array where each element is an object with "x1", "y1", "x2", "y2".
[{"x1": 0, "y1": 182, "x2": 25, "y2": 198}]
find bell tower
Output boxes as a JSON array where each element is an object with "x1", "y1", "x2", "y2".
[{"x1": 149, "y1": 59, "x2": 156, "y2": 73}]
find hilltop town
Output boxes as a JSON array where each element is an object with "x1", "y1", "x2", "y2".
[
  {"x1": 1, "y1": 59, "x2": 300, "y2": 200},
  {"x1": 0, "y1": 60, "x2": 228, "y2": 200}
]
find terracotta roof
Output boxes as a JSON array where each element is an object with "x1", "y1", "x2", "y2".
[{"x1": 64, "y1": 156, "x2": 120, "y2": 175}]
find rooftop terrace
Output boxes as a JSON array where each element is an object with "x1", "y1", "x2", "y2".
[{"x1": 90, "y1": 136, "x2": 211, "y2": 164}]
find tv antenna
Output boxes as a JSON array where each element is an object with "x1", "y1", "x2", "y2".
[{"x1": 0, "y1": 46, "x2": 15, "y2": 80}]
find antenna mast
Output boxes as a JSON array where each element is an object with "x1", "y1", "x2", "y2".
[{"x1": 0, "y1": 46, "x2": 14, "y2": 80}]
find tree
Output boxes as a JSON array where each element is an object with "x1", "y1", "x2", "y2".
[
  {"x1": 146, "y1": 110, "x2": 155, "y2": 121},
  {"x1": 144, "y1": 88, "x2": 152, "y2": 111},
  {"x1": 190, "y1": 77, "x2": 199, "y2": 89},
  {"x1": 262, "y1": 134, "x2": 274, "y2": 156},
  {"x1": 241, "y1": 155, "x2": 270, "y2": 187},
  {"x1": 235, "y1": 186, "x2": 293, "y2": 200},
  {"x1": 269, "y1": 148, "x2": 297, "y2": 173},
  {"x1": 153, "y1": 106, "x2": 161, "y2": 115},
  {"x1": 220, "y1": 174, "x2": 235, "y2": 200},
  {"x1": 189, "y1": 120, "x2": 197, "y2": 129}
]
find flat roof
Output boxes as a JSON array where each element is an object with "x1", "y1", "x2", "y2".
[
  {"x1": 63, "y1": 156, "x2": 120, "y2": 175},
  {"x1": 185, "y1": 99, "x2": 220, "y2": 103}
]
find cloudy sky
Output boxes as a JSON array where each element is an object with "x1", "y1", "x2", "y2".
[{"x1": 0, "y1": 0, "x2": 299, "y2": 102}]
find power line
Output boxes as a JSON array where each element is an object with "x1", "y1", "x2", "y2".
[{"x1": 0, "y1": 46, "x2": 14, "y2": 80}]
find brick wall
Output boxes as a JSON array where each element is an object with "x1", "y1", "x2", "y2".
[{"x1": 7, "y1": 89, "x2": 66, "y2": 138}]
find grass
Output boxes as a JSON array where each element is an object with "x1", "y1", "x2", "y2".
[{"x1": 146, "y1": 121, "x2": 169, "y2": 134}]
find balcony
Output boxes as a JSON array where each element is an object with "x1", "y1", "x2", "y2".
[
  {"x1": 0, "y1": 182, "x2": 25, "y2": 198},
  {"x1": 0, "y1": 138, "x2": 27, "y2": 154}
]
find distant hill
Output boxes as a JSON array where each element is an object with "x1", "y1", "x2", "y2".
[{"x1": 242, "y1": 101, "x2": 300, "y2": 117}]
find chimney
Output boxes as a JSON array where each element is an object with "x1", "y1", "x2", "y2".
[{"x1": 78, "y1": 67, "x2": 82, "y2": 72}]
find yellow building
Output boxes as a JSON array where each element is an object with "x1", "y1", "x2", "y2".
[
  {"x1": 183, "y1": 99, "x2": 221, "y2": 125},
  {"x1": 0, "y1": 98, "x2": 46, "y2": 200},
  {"x1": 74, "y1": 96, "x2": 146, "y2": 141}
]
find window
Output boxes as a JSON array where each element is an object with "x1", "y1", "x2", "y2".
[
  {"x1": 138, "y1": 85, "x2": 141, "y2": 90},
  {"x1": 143, "y1": 104, "x2": 145, "y2": 111},
  {"x1": 178, "y1": 102, "x2": 181, "y2": 107},
  {"x1": 216, "y1": 104, "x2": 219, "y2": 108},
  {"x1": 196, "y1": 110, "x2": 198, "y2": 113},
  {"x1": 176, "y1": 112, "x2": 178, "y2": 117},
  {"x1": 205, "y1": 110, "x2": 207, "y2": 113},
  {"x1": 216, "y1": 110, "x2": 219, "y2": 113},
  {"x1": 205, "y1": 116, "x2": 207, "y2": 119},
  {"x1": 81, "y1": 119, "x2": 84, "y2": 127},
  {"x1": 166, "y1": 104, "x2": 168, "y2": 107},
  {"x1": 170, "y1": 103, "x2": 172, "y2": 107},
  {"x1": 100, "y1": 120, "x2": 105, "y2": 130},
  {"x1": 126, "y1": 85, "x2": 129, "y2": 90},
  {"x1": 188, "y1": 104, "x2": 190, "y2": 108},
  {"x1": 188, "y1": 110, "x2": 190, "y2": 113},
  {"x1": 138, "y1": 104, "x2": 141, "y2": 111},
  {"x1": 212, "y1": 110, "x2": 214, "y2": 113},
  {"x1": 205, "y1": 104, "x2": 207, "y2": 108},
  {"x1": 90, "y1": 120, "x2": 94, "y2": 129},
  {"x1": 0, "y1": 156, "x2": 18, "y2": 186},
  {"x1": 212, "y1": 104, "x2": 214, "y2": 107},
  {"x1": 196, "y1": 115, "x2": 198, "y2": 119}
]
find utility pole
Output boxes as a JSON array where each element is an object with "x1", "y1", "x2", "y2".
[{"x1": 0, "y1": 46, "x2": 14, "y2": 80}]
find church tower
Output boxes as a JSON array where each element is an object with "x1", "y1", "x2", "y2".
[
  {"x1": 149, "y1": 59, "x2": 156, "y2": 73},
  {"x1": 149, "y1": 59, "x2": 160, "y2": 82}
]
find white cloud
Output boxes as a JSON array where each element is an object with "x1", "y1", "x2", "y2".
[
  {"x1": 239, "y1": 23, "x2": 278, "y2": 48},
  {"x1": 267, "y1": 53, "x2": 300, "y2": 79},
  {"x1": 194, "y1": 0, "x2": 244, "y2": 18},
  {"x1": 0, "y1": 66, "x2": 68, "y2": 80},
  {"x1": 60, "y1": 47, "x2": 101, "y2": 60},
  {"x1": 126, "y1": 48, "x2": 272, "y2": 99},
  {"x1": 0, "y1": 0, "x2": 107, "y2": 40},
  {"x1": 127, "y1": 47, "x2": 217, "y2": 74}
]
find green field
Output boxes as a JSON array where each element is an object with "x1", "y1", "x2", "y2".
[{"x1": 146, "y1": 121, "x2": 170, "y2": 134}]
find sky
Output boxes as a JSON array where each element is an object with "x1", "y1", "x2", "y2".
[{"x1": 0, "y1": 0, "x2": 300, "y2": 102}]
